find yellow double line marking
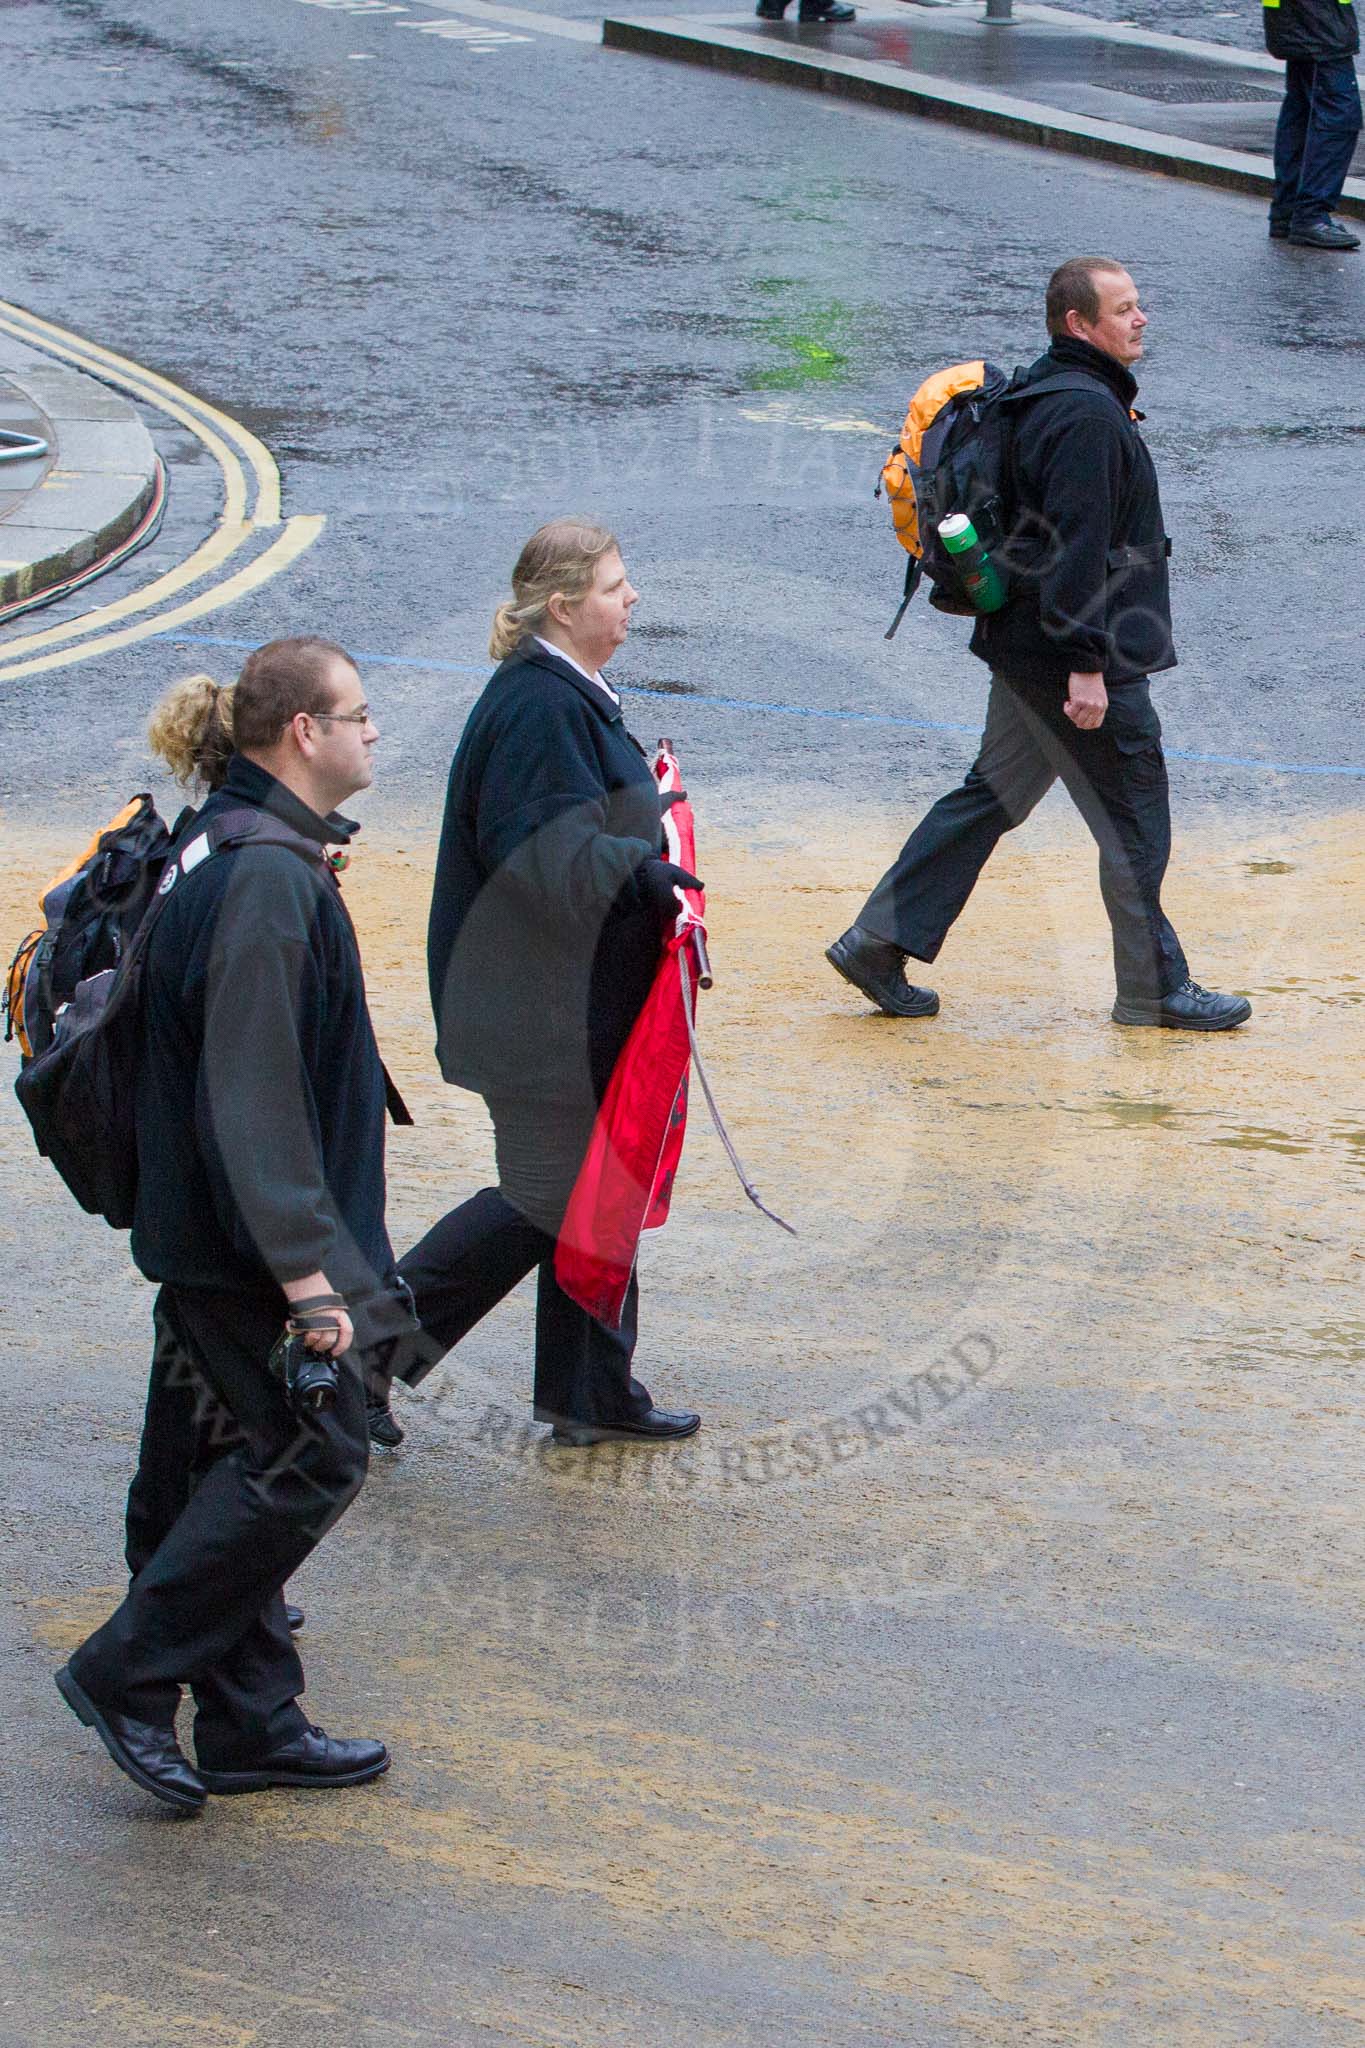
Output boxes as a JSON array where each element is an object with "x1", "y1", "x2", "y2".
[{"x1": 0, "y1": 300, "x2": 325, "y2": 679}]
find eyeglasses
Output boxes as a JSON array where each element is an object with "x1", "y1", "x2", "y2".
[{"x1": 312, "y1": 705, "x2": 372, "y2": 727}]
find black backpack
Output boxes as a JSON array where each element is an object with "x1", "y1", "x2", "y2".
[
  {"x1": 877, "y1": 360, "x2": 1097, "y2": 637},
  {"x1": 13, "y1": 806, "x2": 408, "y2": 1230},
  {"x1": 4, "y1": 793, "x2": 181, "y2": 1063}
]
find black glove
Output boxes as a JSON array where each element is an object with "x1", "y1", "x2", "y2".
[{"x1": 636, "y1": 857, "x2": 703, "y2": 926}]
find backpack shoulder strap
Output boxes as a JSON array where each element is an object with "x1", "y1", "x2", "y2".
[
  {"x1": 174, "y1": 806, "x2": 334, "y2": 875},
  {"x1": 1000, "y1": 369, "x2": 1125, "y2": 412}
]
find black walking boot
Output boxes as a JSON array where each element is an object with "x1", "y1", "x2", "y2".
[
  {"x1": 826, "y1": 926, "x2": 939, "y2": 1017},
  {"x1": 1111, "y1": 979, "x2": 1251, "y2": 1031}
]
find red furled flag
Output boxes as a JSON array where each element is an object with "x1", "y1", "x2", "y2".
[{"x1": 554, "y1": 741, "x2": 707, "y2": 1329}]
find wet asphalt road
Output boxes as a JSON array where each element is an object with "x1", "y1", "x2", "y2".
[
  {"x1": 4, "y1": 4, "x2": 1365, "y2": 2046},
  {"x1": 1, "y1": 0, "x2": 1363, "y2": 836}
]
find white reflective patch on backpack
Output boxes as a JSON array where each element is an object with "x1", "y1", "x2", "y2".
[{"x1": 180, "y1": 834, "x2": 212, "y2": 873}]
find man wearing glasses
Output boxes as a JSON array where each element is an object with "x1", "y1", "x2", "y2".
[{"x1": 56, "y1": 637, "x2": 410, "y2": 1815}]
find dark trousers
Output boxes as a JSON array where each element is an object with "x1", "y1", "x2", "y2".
[
  {"x1": 397, "y1": 1097, "x2": 653, "y2": 1429},
  {"x1": 858, "y1": 672, "x2": 1189, "y2": 1004},
  {"x1": 1271, "y1": 57, "x2": 1363, "y2": 227},
  {"x1": 69, "y1": 1286, "x2": 368, "y2": 1766}
]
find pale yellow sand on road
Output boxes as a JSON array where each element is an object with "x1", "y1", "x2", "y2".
[{"x1": 9, "y1": 787, "x2": 1364, "y2": 2046}]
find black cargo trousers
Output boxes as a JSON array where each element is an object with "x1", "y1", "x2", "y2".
[
  {"x1": 858, "y1": 671, "x2": 1189, "y2": 1004},
  {"x1": 67, "y1": 1287, "x2": 369, "y2": 1769}
]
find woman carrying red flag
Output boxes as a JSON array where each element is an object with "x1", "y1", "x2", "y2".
[{"x1": 396, "y1": 520, "x2": 702, "y2": 1447}]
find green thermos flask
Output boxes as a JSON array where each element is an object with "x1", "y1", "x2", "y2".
[{"x1": 939, "y1": 512, "x2": 1006, "y2": 613}]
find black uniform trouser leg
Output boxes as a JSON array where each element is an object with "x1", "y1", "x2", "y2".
[
  {"x1": 120, "y1": 1297, "x2": 307, "y2": 1766},
  {"x1": 1046, "y1": 710, "x2": 1187, "y2": 1005},
  {"x1": 124, "y1": 1295, "x2": 227, "y2": 1580},
  {"x1": 69, "y1": 1285, "x2": 368, "y2": 1767},
  {"x1": 857, "y1": 675, "x2": 1059, "y2": 959},
  {"x1": 857, "y1": 673, "x2": 1188, "y2": 1004},
  {"x1": 532, "y1": 1264, "x2": 648, "y2": 1428},
  {"x1": 397, "y1": 1186, "x2": 653, "y2": 1430}
]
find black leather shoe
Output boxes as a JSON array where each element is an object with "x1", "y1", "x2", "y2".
[
  {"x1": 551, "y1": 1407, "x2": 702, "y2": 1446},
  {"x1": 799, "y1": 0, "x2": 855, "y2": 16},
  {"x1": 1268, "y1": 218, "x2": 1289, "y2": 240},
  {"x1": 826, "y1": 926, "x2": 939, "y2": 1017},
  {"x1": 55, "y1": 1665, "x2": 205, "y2": 1814},
  {"x1": 367, "y1": 1396, "x2": 405, "y2": 1449},
  {"x1": 755, "y1": 1, "x2": 788, "y2": 15},
  {"x1": 1287, "y1": 217, "x2": 1360, "y2": 250},
  {"x1": 285, "y1": 1604, "x2": 305, "y2": 1634},
  {"x1": 198, "y1": 1724, "x2": 391, "y2": 1794},
  {"x1": 1111, "y1": 979, "x2": 1251, "y2": 1031}
]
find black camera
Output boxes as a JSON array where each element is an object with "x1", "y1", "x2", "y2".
[{"x1": 268, "y1": 1330, "x2": 340, "y2": 1416}]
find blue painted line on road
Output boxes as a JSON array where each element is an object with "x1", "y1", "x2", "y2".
[{"x1": 159, "y1": 632, "x2": 1365, "y2": 780}]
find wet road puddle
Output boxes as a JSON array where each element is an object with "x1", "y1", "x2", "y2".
[
  {"x1": 1254, "y1": 973, "x2": 1365, "y2": 1006},
  {"x1": 1060, "y1": 1096, "x2": 1365, "y2": 1165}
]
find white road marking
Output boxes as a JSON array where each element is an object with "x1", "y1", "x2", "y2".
[
  {"x1": 408, "y1": 0, "x2": 599, "y2": 40},
  {"x1": 396, "y1": 17, "x2": 531, "y2": 37},
  {"x1": 290, "y1": 0, "x2": 594, "y2": 52},
  {"x1": 740, "y1": 399, "x2": 889, "y2": 436}
]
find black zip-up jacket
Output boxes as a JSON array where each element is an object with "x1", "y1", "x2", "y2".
[
  {"x1": 971, "y1": 336, "x2": 1175, "y2": 686},
  {"x1": 428, "y1": 643, "x2": 664, "y2": 1108},
  {"x1": 130, "y1": 756, "x2": 395, "y2": 1301},
  {"x1": 1264, "y1": 0, "x2": 1358, "y2": 62}
]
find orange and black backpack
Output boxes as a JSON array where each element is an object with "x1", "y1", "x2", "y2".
[
  {"x1": 876, "y1": 358, "x2": 1096, "y2": 638},
  {"x1": 5, "y1": 795, "x2": 179, "y2": 1063},
  {"x1": 7, "y1": 799, "x2": 398, "y2": 1228}
]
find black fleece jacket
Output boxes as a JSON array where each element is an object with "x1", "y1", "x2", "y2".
[
  {"x1": 971, "y1": 336, "x2": 1175, "y2": 686},
  {"x1": 1264, "y1": 0, "x2": 1358, "y2": 62},
  {"x1": 427, "y1": 643, "x2": 664, "y2": 1108},
  {"x1": 130, "y1": 756, "x2": 395, "y2": 1302}
]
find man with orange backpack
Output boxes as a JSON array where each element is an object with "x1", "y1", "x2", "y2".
[{"x1": 827, "y1": 257, "x2": 1250, "y2": 1034}]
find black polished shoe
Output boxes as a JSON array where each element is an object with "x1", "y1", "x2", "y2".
[
  {"x1": 826, "y1": 926, "x2": 939, "y2": 1018},
  {"x1": 755, "y1": 1, "x2": 788, "y2": 15},
  {"x1": 1111, "y1": 979, "x2": 1252, "y2": 1032},
  {"x1": 367, "y1": 1396, "x2": 405, "y2": 1449},
  {"x1": 551, "y1": 1407, "x2": 702, "y2": 1447},
  {"x1": 198, "y1": 1723, "x2": 391, "y2": 1794},
  {"x1": 55, "y1": 1664, "x2": 205, "y2": 1814},
  {"x1": 799, "y1": 0, "x2": 855, "y2": 16},
  {"x1": 285, "y1": 1604, "x2": 305, "y2": 1634},
  {"x1": 1287, "y1": 217, "x2": 1360, "y2": 251}
]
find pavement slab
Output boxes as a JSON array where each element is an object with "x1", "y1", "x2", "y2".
[
  {"x1": 0, "y1": 336, "x2": 161, "y2": 608},
  {"x1": 603, "y1": 1, "x2": 1365, "y2": 216},
  {"x1": 0, "y1": 376, "x2": 54, "y2": 525}
]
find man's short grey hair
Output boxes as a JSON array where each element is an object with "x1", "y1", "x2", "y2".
[{"x1": 1046, "y1": 256, "x2": 1127, "y2": 336}]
